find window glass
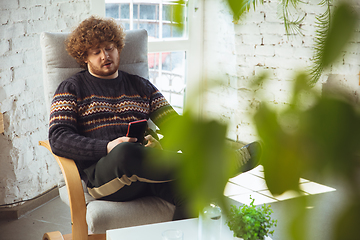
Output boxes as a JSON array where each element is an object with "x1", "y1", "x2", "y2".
[
  {"x1": 140, "y1": 23, "x2": 158, "y2": 38},
  {"x1": 162, "y1": 23, "x2": 183, "y2": 38},
  {"x1": 161, "y1": 3, "x2": 186, "y2": 38},
  {"x1": 106, "y1": 1, "x2": 187, "y2": 39},
  {"x1": 162, "y1": 5, "x2": 172, "y2": 21},
  {"x1": 106, "y1": 1, "x2": 188, "y2": 114},
  {"x1": 133, "y1": 3, "x2": 139, "y2": 18},
  {"x1": 148, "y1": 51, "x2": 186, "y2": 114},
  {"x1": 140, "y1": 4, "x2": 157, "y2": 20},
  {"x1": 123, "y1": 22, "x2": 130, "y2": 30},
  {"x1": 106, "y1": 4, "x2": 119, "y2": 19},
  {"x1": 120, "y1": 4, "x2": 130, "y2": 19}
]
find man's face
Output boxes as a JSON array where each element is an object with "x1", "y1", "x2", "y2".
[{"x1": 85, "y1": 42, "x2": 120, "y2": 79}]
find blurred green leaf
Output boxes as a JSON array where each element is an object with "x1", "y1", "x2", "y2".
[
  {"x1": 322, "y1": 2, "x2": 357, "y2": 67},
  {"x1": 254, "y1": 104, "x2": 302, "y2": 195},
  {"x1": 288, "y1": 197, "x2": 308, "y2": 240},
  {"x1": 255, "y1": 68, "x2": 360, "y2": 196},
  {"x1": 291, "y1": 73, "x2": 313, "y2": 106},
  {"x1": 172, "y1": 0, "x2": 186, "y2": 31},
  {"x1": 299, "y1": 95, "x2": 360, "y2": 177},
  {"x1": 226, "y1": 0, "x2": 264, "y2": 22},
  {"x1": 250, "y1": 71, "x2": 269, "y2": 89},
  {"x1": 159, "y1": 112, "x2": 235, "y2": 214},
  {"x1": 160, "y1": 1, "x2": 360, "y2": 236},
  {"x1": 333, "y1": 199, "x2": 360, "y2": 240}
]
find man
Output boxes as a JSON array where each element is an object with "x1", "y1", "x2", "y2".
[{"x1": 49, "y1": 16, "x2": 261, "y2": 221}]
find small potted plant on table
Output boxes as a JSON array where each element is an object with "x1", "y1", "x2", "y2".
[{"x1": 226, "y1": 197, "x2": 277, "y2": 240}]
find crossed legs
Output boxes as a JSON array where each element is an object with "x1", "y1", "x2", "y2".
[{"x1": 83, "y1": 142, "x2": 193, "y2": 220}]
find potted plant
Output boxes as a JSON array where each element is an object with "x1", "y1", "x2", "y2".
[{"x1": 226, "y1": 197, "x2": 277, "y2": 240}]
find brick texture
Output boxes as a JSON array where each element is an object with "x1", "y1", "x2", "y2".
[
  {"x1": 203, "y1": 0, "x2": 360, "y2": 144},
  {"x1": 0, "y1": 0, "x2": 91, "y2": 205}
]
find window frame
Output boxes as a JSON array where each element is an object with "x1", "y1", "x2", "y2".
[{"x1": 103, "y1": 0, "x2": 204, "y2": 115}]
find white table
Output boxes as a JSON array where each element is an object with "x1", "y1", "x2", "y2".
[
  {"x1": 106, "y1": 218, "x2": 232, "y2": 240},
  {"x1": 106, "y1": 218, "x2": 273, "y2": 240}
]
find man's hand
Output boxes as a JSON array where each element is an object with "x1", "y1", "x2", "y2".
[
  {"x1": 144, "y1": 135, "x2": 163, "y2": 150},
  {"x1": 107, "y1": 136, "x2": 137, "y2": 153}
]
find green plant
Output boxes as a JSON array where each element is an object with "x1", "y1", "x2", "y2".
[
  {"x1": 226, "y1": 197, "x2": 277, "y2": 240},
  {"x1": 164, "y1": 1, "x2": 359, "y2": 239}
]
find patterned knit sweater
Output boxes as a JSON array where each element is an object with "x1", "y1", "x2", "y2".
[{"x1": 49, "y1": 70, "x2": 178, "y2": 173}]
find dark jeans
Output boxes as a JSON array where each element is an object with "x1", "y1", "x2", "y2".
[{"x1": 83, "y1": 142, "x2": 193, "y2": 220}]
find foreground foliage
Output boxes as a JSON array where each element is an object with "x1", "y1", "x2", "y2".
[{"x1": 165, "y1": 1, "x2": 359, "y2": 240}]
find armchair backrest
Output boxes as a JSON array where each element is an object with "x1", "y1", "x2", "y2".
[{"x1": 40, "y1": 29, "x2": 149, "y2": 112}]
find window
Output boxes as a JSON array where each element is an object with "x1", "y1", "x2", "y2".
[{"x1": 106, "y1": 0, "x2": 190, "y2": 114}]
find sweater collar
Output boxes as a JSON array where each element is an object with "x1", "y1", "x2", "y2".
[{"x1": 85, "y1": 70, "x2": 122, "y2": 82}]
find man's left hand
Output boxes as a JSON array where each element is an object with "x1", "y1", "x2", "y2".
[{"x1": 144, "y1": 135, "x2": 163, "y2": 150}]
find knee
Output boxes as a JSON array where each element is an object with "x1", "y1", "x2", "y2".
[
  {"x1": 112, "y1": 141, "x2": 140, "y2": 155},
  {"x1": 108, "y1": 142, "x2": 142, "y2": 169},
  {"x1": 110, "y1": 141, "x2": 133, "y2": 154}
]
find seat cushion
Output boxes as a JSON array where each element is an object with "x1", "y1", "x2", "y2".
[
  {"x1": 86, "y1": 196, "x2": 175, "y2": 234},
  {"x1": 58, "y1": 184, "x2": 175, "y2": 233},
  {"x1": 58, "y1": 181, "x2": 96, "y2": 206}
]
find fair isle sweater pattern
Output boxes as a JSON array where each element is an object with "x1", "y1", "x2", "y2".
[
  {"x1": 48, "y1": 70, "x2": 178, "y2": 171},
  {"x1": 50, "y1": 94, "x2": 171, "y2": 133}
]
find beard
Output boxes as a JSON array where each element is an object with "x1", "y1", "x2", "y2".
[{"x1": 87, "y1": 56, "x2": 120, "y2": 78}]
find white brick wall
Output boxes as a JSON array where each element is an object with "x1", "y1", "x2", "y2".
[
  {"x1": 0, "y1": 0, "x2": 91, "y2": 205},
  {"x1": 0, "y1": 0, "x2": 358, "y2": 205},
  {"x1": 203, "y1": 0, "x2": 360, "y2": 144}
]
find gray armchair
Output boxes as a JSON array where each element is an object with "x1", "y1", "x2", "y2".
[{"x1": 40, "y1": 29, "x2": 175, "y2": 240}]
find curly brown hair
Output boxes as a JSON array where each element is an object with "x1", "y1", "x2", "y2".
[{"x1": 66, "y1": 16, "x2": 126, "y2": 69}]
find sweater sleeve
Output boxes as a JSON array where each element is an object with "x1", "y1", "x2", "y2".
[
  {"x1": 147, "y1": 82, "x2": 179, "y2": 133},
  {"x1": 48, "y1": 80, "x2": 108, "y2": 161}
]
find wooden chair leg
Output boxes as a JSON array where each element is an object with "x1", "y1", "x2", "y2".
[
  {"x1": 42, "y1": 231, "x2": 64, "y2": 240},
  {"x1": 42, "y1": 231, "x2": 105, "y2": 240},
  {"x1": 88, "y1": 234, "x2": 106, "y2": 240}
]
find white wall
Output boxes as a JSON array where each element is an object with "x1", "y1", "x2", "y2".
[
  {"x1": 0, "y1": 0, "x2": 92, "y2": 205},
  {"x1": 202, "y1": 0, "x2": 360, "y2": 143}
]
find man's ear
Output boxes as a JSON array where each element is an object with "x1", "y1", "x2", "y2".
[
  {"x1": 83, "y1": 61, "x2": 88, "y2": 70},
  {"x1": 84, "y1": 53, "x2": 89, "y2": 64}
]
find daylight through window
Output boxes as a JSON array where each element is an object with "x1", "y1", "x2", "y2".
[{"x1": 106, "y1": 0, "x2": 188, "y2": 114}]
